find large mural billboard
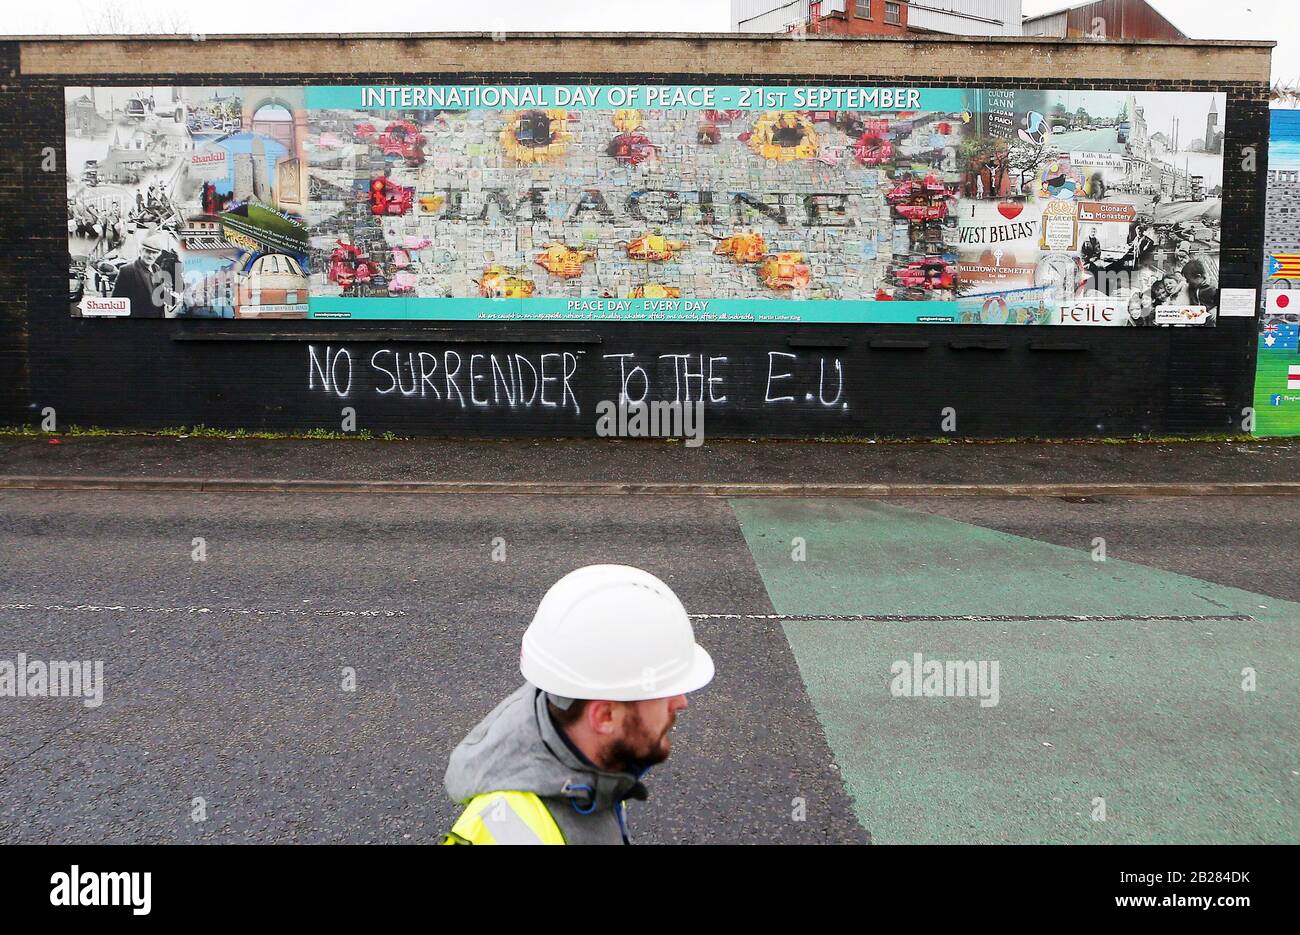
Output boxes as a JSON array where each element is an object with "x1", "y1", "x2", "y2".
[
  {"x1": 65, "y1": 84, "x2": 1226, "y2": 326},
  {"x1": 1257, "y1": 110, "x2": 1300, "y2": 437}
]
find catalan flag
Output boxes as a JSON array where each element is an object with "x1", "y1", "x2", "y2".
[{"x1": 1267, "y1": 254, "x2": 1300, "y2": 279}]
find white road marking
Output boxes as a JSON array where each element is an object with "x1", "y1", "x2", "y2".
[{"x1": 0, "y1": 603, "x2": 405, "y2": 618}]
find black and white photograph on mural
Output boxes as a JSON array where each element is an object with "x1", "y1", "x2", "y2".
[
  {"x1": 962, "y1": 88, "x2": 1226, "y2": 325},
  {"x1": 65, "y1": 87, "x2": 192, "y2": 317},
  {"x1": 64, "y1": 85, "x2": 311, "y2": 320},
  {"x1": 1078, "y1": 90, "x2": 1224, "y2": 326}
]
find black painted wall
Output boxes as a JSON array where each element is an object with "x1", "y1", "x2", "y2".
[{"x1": 0, "y1": 46, "x2": 1270, "y2": 438}]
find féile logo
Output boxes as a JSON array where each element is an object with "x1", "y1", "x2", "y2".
[
  {"x1": 50, "y1": 866, "x2": 151, "y2": 915},
  {"x1": 1059, "y1": 299, "x2": 1119, "y2": 325}
]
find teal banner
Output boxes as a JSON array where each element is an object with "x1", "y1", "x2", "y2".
[{"x1": 304, "y1": 85, "x2": 970, "y2": 113}]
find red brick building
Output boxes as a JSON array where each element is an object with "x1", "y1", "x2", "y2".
[
  {"x1": 810, "y1": 0, "x2": 910, "y2": 36},
  {"x1": 733, "y1": 1, "x2": 910, "y2": 38}
]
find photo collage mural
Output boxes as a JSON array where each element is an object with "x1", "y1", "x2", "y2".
[
  {"x1": 66, "y1": 87, "x2": 308, "y2": 320},
  {"x1": 65, "y1": 84, "x2": 1225, "y2": 327}
]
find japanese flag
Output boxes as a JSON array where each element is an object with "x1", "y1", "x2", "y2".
[{"x1": 1267, "y1": 290, "x2": 1300, "y2": 313}]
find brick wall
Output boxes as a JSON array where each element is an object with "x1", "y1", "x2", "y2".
[
  {"x1": 17, "y1": 34, "x2": 1272, "y2": 82},
  {"x1": 0, "y1": 34, "x2": 1273, "y2": 438}
]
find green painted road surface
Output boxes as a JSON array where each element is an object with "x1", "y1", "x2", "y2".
[{"x1": 731, "y1": 499, "x2": 1300, "y2": 844}]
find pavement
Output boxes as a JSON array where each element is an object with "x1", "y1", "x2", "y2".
[
  {"x1": 2, "y1": 434, "x2": 1299, "y2": 487},
  {"x1": 1, "y1": 437, "x2": 1297, "y2": 844}
]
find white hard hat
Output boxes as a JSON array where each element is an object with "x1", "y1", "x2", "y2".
[{"x1": 520, "y1": 565, "x2": 714, "y2": 702}]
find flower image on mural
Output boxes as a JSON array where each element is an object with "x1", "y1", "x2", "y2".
[
  {"x1": 66, "y1": 84, "x2": 1225, "y2": 326},
  {"x1": 65, "y1": 86, "x2": 310, "y2": 319}
]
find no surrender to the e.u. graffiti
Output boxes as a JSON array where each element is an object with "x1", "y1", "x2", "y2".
[{"x1": 305, "y1": 345, "x2": 849, "y2": 414}]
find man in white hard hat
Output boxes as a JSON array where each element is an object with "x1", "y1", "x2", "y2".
[{"x1": 442, "y1": 565, "x2": 714, "y2": 845}]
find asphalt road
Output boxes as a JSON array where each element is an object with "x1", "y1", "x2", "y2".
[
  {"x1": 1154, "y1": 199, "x2": 1221, "y2": 225},
  {"x1": 0, "y1": 490, "x2": 863, "y2": 844},
  {"x1": 1052, "y1": 127, "x2": 1125, "y2": 151},
  {"x1": 1, "y1": 490, "x2": 1296, "y2": 843}
]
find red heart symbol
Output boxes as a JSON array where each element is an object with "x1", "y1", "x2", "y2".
[{"x1": 997, "y1": 201, "x2": 1024, "y2": 220}]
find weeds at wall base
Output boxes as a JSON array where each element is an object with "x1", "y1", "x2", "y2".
[{"x1": 0, "y1": 424, "x2": 1272, "y2": 445}]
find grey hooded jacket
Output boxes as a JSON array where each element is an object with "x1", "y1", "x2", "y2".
[{"x1": 444, "y1": 683, "x2": 647, "y2": 844}]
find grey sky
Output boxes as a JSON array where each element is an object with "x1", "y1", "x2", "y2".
[{"x1": 4, "y1": 0, "x2": 1293, "y2": 80}]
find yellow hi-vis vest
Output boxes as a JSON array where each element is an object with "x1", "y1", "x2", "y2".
[{"x1": 442, "y1": 791, "x2": 566, "y2": 845}]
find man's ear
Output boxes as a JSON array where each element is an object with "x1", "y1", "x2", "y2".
[{"x1": 585, "y1": 700, "x2": 619, "y2": 736}]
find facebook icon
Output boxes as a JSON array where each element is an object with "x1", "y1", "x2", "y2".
[{"x1": 1271, "y1": 395, "x2": 1284, "y2": 406}]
